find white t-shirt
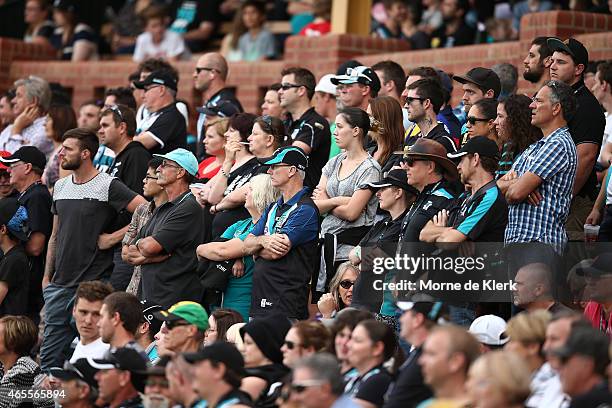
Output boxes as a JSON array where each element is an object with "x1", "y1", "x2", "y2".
[
  {"x1": 133, "y1": 30, "x2": 190, "y2": 62},
  {"x1": 597, "y1": 112, "x2": 612, "y2": 165},
  {"x1": 69, "y1": 337, "x2": 110, "y2": 363}
]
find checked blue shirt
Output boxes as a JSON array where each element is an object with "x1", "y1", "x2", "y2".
[{"x1": 504, "y1": 126, "x2": 577, "y2": 254}]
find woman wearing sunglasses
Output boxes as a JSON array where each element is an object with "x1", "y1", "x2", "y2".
[
  {"x1": 465, "y1": 98, "x2": 500, "y2": 148},
  {"x1": 318, "y1": 262, "x2": 359, "y2": 319},
  {"x1": 281, "y1": 320, "x2": 331, "y2": 368},
  {"x1": 344, "y1": 319, "x2": 402, "y2": 408}
]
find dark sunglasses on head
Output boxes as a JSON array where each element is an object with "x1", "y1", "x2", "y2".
[
  {"x1": 466, "y1": 116, "x2": 492, "y2": 125},
  {"x1": 339, "y1": 280, "x2": 355, "y2": 289}
]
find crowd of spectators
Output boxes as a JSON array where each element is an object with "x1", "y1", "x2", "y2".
[
  {"x1": 1, "y1": 1, "x2": 612, "y2": 407},
  {"x1": 2, "y1": 0, "x2": 612, "y2": 62}
]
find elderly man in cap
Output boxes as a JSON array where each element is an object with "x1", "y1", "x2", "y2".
[
  {"x1": 244, "y1": 146, "x2": 320, "y2": 320},
  {"x1": 133, "y1": 70, "x2": 187, "y2": 155},
  {"x1": 124, "y1": 148, "x2": 204, "y2": 308},
  {"x1": 332, "y1": 65, "x2": 381, "y2": 111},
  {"x1": 453, "y1": 67, "x2": 501, "y2": 144},
  {"x1": 50, "y1": 359, "x2": 99, "y2": 408},
  {"x1": 548, "y1": 37, "x2": 606, "y2": 242},
  {"x1": 153, "y1": 301, "x2": 208, "y2": 355},
  {"x1": 421, "y1": 136, "x2": 508, "y2": 243},
  {"x1": 88, "y1": 347, "x2": 148, "y2": 408},
  {"x1": 184, "y1": 342, "x2": 252, "y2": 408}
]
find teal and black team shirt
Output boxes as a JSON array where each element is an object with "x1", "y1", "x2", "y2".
[{"x1": 449, "y1": 180, "x2": 508, "y2": 242}]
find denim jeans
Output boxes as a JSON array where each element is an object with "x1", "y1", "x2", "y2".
[
  {"x1": 39, "y1": 283, "x2": 77, "y2": 372},
  {"x1": 110, "y1": 247, "x2": 134, "y2": 292}
]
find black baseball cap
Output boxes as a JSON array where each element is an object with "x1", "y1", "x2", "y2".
[
  {"x1": 183, "y1": 342, "x2": 247, "y2": 377},
  {"x1": 552, "y1": 326, "x2": 610, "y2": 365},
  {"x1": 331, "y1": 66, "x2": 381, "y2": 93},
  {"x1": 576, "y1": 253, "x2": 612, "y2": 277},
  {"x1": 0, "y1": 146, "x2": 47, "y2": 170},
  {"x1": 447, "y1": 136, "x2": 500, "y2": 161},
  {"x1": 364, "y1": 169, "x2": 419, "y2": 196},
  {"x1": 141, "y1": 300, "x2": 164, "y2": 337},
  {"x1": 453, "y1": 67, "x2": 501, "y2": 98},
  {"x1": 547, "y1": 38, "x2": 589, "y2": 68},
  {"x1": 0, "y1": 198, "x2": 29, "y2": 242},
  {"x1": 396, "y1": 301, "x2": 447, "y2": 322},
  {"x1": 50, "y1": 359, "x2": 98, "y2": 390},
  {"x1": 134, "y1": 70, "x2": 178, "y2": 92},
  {"x1": 86, "y1": 348, "x2": 147, "y2": 392},
  {"x1": 258, "y1": 146, "x2": 308, "y2": 171},
  {"x1": 197, "y1": 100, "x2": 241, "y2": 118}
]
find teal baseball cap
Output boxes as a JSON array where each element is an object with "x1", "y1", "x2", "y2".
[
  {"x1": 258, "y1": 146, "x2": 308, "y2": 171},
  {"x1": 154, "y1": 148, "x2": 198, "y2": 176}
]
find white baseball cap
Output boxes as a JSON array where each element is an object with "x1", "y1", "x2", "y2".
[
  {"x1": 315, "y1": 74, "x2": 337, "y2": 95},
  {"x1": 469, "y1": 315, "x2": 509, "y2": 346}
]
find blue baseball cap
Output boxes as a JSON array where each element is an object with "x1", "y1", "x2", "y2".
[
  {"x1": 154, "y1": 148, "x2": 198, "y2": 176},
  {"x1": 0, "y1": 198, "x2": 29, "y2": 242},
  {"x1": 258, "y1": 146, "x2": 308, "y2": 171}
]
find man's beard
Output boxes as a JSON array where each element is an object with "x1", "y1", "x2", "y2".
[
  {"x1": 61, "y1": 159, "x2": 80, "y2": 171},
  {"x1": 523, "y1": 66, "x2": 544, "y2": 83}
]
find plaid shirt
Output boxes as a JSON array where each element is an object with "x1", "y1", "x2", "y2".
[
  {"x1": 123, "y1": 201, "x2": 156, "y2": 295},
  {"x1": 505, "y1": 126, "x2": 577, "y2": 253}
]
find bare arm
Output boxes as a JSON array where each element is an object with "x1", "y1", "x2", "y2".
[
  {"x1": 43, "y1": 215, "x2": 59, "y2": 288},
  {"x1": 505, "y1": 172, "x2": 543, "y2": 204},
  {"x1": 207, "y1": 160, "x2": 233, "y2": 205},
  {"x1": 98, "y1": 225, "x2": 130, "y2": 250},
  {"x1": 0, "y1": 282, "x2": 8, "y2": 305},
  {"x1": 133, "y1": 132, "x2": 160, "y2": 150},
  {"x1": 184, "y1": 21, "x2": 215, "y2": 41},
  {"x1": 136, "y1": 236, "x2": 164, "y2": 257},
  {"x1": 330, "y1": 189, "x2": 374, "y2": 222},
  {"x1": 240, "y1": 376, "x2": 268, "y2": 402},
  {"x1": 25, "y1": 232, "x2": 46, "y2": 257},
  {"x1": 196, "y1": 238, "x2": 248, "y2": 261},
  {"x1": 292, "y1": 140, "x2": 312, "y2": 155},
  {"x1": 216, "y1": 184, "x2": 248, "y2": 211},
  {"x1": 71, "y1": 40, "x2": 95, "y2": 61},
  {"x1": 126, "y1": 195, "x2": 147, "y2": 213},
  {"x1": 586, "y1": 168, "x2": 608, "y2": 225}
]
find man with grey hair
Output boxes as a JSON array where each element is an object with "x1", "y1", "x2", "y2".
[
  {"x1": 0, "y1": 76, "x2": 54, "y2": 156},
  {"x1": 290, "y1": 353, "x2": 359, "y2": 408},
  {"x1": 492, "y1": 62, "x2": 518, "y2": 98},
  {"x1": 133, "y1": 70, "x2": 187, "y2": 155},
  {"x1": 502, "y1": 80, "x2": 578, "y2": 265}
]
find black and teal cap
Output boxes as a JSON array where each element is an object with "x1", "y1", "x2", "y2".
[{"x1": 258, "y1": 146, "x2": 308, "y2": 171}]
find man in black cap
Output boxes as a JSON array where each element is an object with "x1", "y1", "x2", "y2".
[
  {"x1": 279, "y1": 67, "x2": 330, "y2": 189},
  {"x1": 453, "y1": 67, "x2": 501, "y2": 145},
  {"x1": 133, "y1": 70, "x2": 187, "y2": 155},
  {"x1": 88, "y1": 347, "x2": 148, "y2": 408},
  {"x1": 548, "y1": 37, "x2": 606, "y2": 241},
  {"x1": 184, "y1": 342, "x2": 253, "y2": 408},
  {"x1": 577, "y1": 253, "x2": 612, "y2": 338},
  {"x1": 244, "y1": 147, "x2": 320, "y2": 320},
  {"x1": 50, "y1": 359, "x2": 99, "y2": 408},
  {"x1": 421, "y1": 136, "x2": 508, "y2": 243},
  {"x1": 554, "y1": 325, "x2": 611, "y2": 407},
  {"x1": 198, "y1": 100, "x2": 241, "y2": 120},
  {"x1": 0, "y1": 197, "x2": 30, "y2": 316},
  {"x1": 0, "y1": 145, "x2": 51, "y2": 323},
  {"x1": 331, "y1": 65, "x2": 381, "y2": 112},
  {"x1": 383, "y1": 302, "x2": 444, "y2": 408}
]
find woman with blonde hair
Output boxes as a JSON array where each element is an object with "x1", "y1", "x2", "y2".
[
  {"x1": 317, "y1": 261, "x2": 359, "y2": 318},
  {"x1": 466, "y1": 350, "x2": 532, "y2": 408},
  {"x1": 197, "y1": 174, "x2": 281, "y2": 320},
  {"x1": 367, "y1": 96, "x2": 404, "y2": 174},
  {"x1": 504, "y1": 310, "x2": 551, "y2": 407},
  {"x1": 198, "y1": 117, "x2": 229, "y2": 181}
]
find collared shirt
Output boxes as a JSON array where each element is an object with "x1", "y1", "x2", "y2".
[
  {"x1": 138, "y1": 191, "x2": 204, "y2": 308},
  {"x1": 250, "y1": 186, "x2": 320, "y2": 319},
  {"x1": 504, "y1": 126, "x2": 577, "y2": 254},
  {"x1": 449, "y1": 180, "x2": 507, "y2": 242},
  {"x1": 404, "y1": 122, "x2": 458, "y2": 154},
  {"x1": 138, "y1": 103, "x2": 187, "y2": 155},
  {"x1": 0, "y1": 116, "x2": 53, "y2": 156}
]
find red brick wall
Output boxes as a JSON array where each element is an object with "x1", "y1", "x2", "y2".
[{"x1": 2, "y1": 11, "x2": 612, "y2": 114}]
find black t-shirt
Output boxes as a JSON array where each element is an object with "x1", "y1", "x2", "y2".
[
  {"x1": 448, "y1": 180, "x2": 508, "y2": 242},
  {"x1": 383, "y1": 347, "x2": 433, "y2": 408},
  {"x1": 211, "y1": 158, "x2": 267, "y2": 238},
  {"x1": 108, "y1": 141, "x2": 151, "y2": 195},
  {"x1": 138, "y1": 192, "x2": 204, "y2": 308},
  {"x1": 0, "y1": 245, "x2": 29, "y2": 316},
  {"x1": 169, "y1": 0, "x2": 220, "y2": 52},
  {"x1": 431, "y1": 23, "x2": 476, "y2": 47},
  {"x1": 144, "y1": 103, "x2": 187, "y2": 155},
  {"x1": 52, "y1": 173, "x2": 137, "y2": 287},
  {"x1": 569, "y1": 381, "x2": 611, "y2": 408},
  {"x1": 18, "y1": 182, "x2": 52, "y2": 316},
  {"x1": 344, "y1": 365, "x2": 393, "y2": 407},
  {"x1": 246, "y1": 364, "x2": 289, "y2": 407},
  {"x1": 197, "y1": 87, "x2": 244, "y2": 158},
  {"x1": 568, "y1": 80, "x2": 606, "y2": 200},
  {"x1": 406, "y1": 123, "x2": 458, "y2": 155},
  {"x1": 287, "y1": 108, "x2": 331, "y2": 189}
]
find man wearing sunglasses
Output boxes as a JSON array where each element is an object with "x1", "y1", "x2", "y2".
[
  {"x1": 153, "y1": 301, "x2": 208, "y2": 355},
  {"x1": 279, "y1": 67, "x2": 330, "y2": 190},
  {"x1": 133, "y1": 70, "x2": 187, "y2": 156}
]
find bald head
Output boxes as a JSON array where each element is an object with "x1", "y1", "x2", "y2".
[{"x1": 199, "y1": 53, "x2": 228, "y2": 80}]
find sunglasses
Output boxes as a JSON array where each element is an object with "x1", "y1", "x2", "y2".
[
  {"x1": 402, "y1": 157, "x2": 429, "y2": 166},
  {"x1": 339, "y1": 280, "x2": 355, "y2": 289},
  {"x1": 405, "y1": 96, "x2": 426, "y2": 104},
  {"x1": 283, "y1": 340, "x2": 302, "y2": 350},
  {"x1": 466, "y1": 116, "x2": 492, "y2": 125},
  {"x1": 166, "y1": 320, "x2": 191, "y2": 330},
  {"x1": 290, "y1": 380, "x2": 326, "y2": 393},
  {"x1": 195, "y1": 67, "x2": 218, "y2": 74},
  {"x1": 280, "y1": 83, "x2": 303, "y2": 91}
]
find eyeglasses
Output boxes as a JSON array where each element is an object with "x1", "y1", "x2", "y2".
[
  {"x1": 166, "y1": 320, "x2": 191, "y2": 330},
  {"x1": 466, "y1": 116, "x2": 492, "y2": 125},
  {"x1": 144, "y1": 175, "x2": 159, "y2": 181},
  {"x1": 195, "y1": 67, "x2": 218, "y2": 74},
  {"x1": 290, "y1": 380, "x2": 326, "y2": 393},
  {"x1": 9, "y1": 162, "x2": 26, "y2": 170},
  {"x1": 280, "y1": 83, "x2": 303, "y2": 91},
  {"x1": 144, "y1": 85, "x2": 162, "y2": 93},
  {"x1": 339, "y1": 280, "x2": 355, "y2": 290},
  {"x1": 405, "y1": 96, "x2": 426, "y2": 104},
  {"x1": 159, "y1": 160, "x2": 181, "y2": 170},
  {"x1": 283, "y1": 340, "x2": 302, "y2": 350}
]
